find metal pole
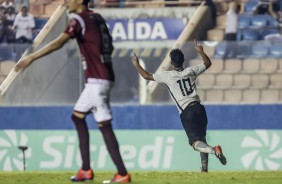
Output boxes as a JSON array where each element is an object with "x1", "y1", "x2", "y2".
[
  {"x1": 18, "y1": 146, "x2": 28, "y2": 171},
  {"x1": 22, "y1": 150, "x2": 26, "y2": 171}
]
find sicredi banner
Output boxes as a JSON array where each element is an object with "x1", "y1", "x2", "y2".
[
  {"x1": 1, "y1": 130, "x2": 282, "y2": 171},
  {"x1": 106, "y1": 18, "x2": 186, "y2": 41},
  {"x1": 1, "y1": 105, "x2": 282, "y2": 171}
]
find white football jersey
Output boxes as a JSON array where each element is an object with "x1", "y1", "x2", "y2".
[{"x1": 153, "y1": 63, "x2": 206, "y2": 113}]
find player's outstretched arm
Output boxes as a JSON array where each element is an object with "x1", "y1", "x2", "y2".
[
  {"x1": 131, "y1": 53, "x2": 154, "y2": 81},
  {"x1": 194, "y1": 40, "x2": 212, "y2": 69},
  {"x1": 15, "y1": 33, "x2": 71, "y2": 72}
]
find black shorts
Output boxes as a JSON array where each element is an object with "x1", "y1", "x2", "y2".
[{"x1": 180, "y1": 102, "x2": 208, "y2": 146}]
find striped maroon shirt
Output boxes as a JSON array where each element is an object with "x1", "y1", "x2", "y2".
[{"x1": 64, "y1": 9, "x2": 115, "y2": 82}]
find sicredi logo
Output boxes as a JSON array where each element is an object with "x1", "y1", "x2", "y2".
[
  {"x1": 39, "y1": 135, "x2": 175, "y2": 169},
  {"x1": 0, "y1": 130, "x2": 31, "y2": 171},
  {"x1": 241, "y1": 130, "x2": 282, "y2": 170}
]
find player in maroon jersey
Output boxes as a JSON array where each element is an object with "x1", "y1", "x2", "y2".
[{"x1": 15, "y1": 0, "x2": 131, "y2": 183}]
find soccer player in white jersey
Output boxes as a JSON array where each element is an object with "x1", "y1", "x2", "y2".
[{"x1": 131, "y1": 41, "x2": 227, "y2": 172}]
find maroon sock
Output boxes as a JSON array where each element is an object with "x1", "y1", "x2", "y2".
[
  {"x1": 99, "y1": 123, "x2": 127, "y2": 176},
  {"x1": 71, "y1": 114, "x2": 90, "y2": 171}
]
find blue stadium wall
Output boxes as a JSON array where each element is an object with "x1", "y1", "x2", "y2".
[
  {"x1": 0, "y1": 105, "x2": 282, "y2": 171},
  {"x1": 1, "y1": 105, "x2": 281, "y2": 130}
]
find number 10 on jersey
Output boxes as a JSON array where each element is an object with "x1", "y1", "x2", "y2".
[{"x1": 177, "y1": 78, "x2": 194, "y2": 96}]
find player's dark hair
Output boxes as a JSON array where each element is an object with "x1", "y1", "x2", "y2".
[
  {"x1": 170, "y1": 48, "x2": 184, "y2": 67},
  {"x1": 82, "y1": 0, "x2": 91, "y2": 6}
]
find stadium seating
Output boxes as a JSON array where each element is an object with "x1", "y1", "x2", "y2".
[
  {"x1": 278, "y1": 59, "x2": 282, "y2": 73},
  {"x1": 37, "y1": 0, "x2": 53, "y2": 5},
  {"x1": 224, "y1": 89, "x2": 242, "y2": 103},
  {"x1": 0, "y1": 46, "x2": 13, "y2": 61},
  {"x1": 261, "y1": 29, "x2": 280, "y2": 39},
  {"x1": 223, "y1": 59, "x2": 242, "y2": 74},
  {"x1": 205, "y1": 59, "x2": 224, "y2": 74},
  {"x1": 242, "y1": 58, "x2": 260, "y2": 73},
  {"x1": 35, "y1": 18, "x2": 48, "y2": 30},
  {"x1": 44, "y1": 1, "x2": 62, "y2": 16},
  {"x1": 242, "y1": 29, "x2": 260, "y2": 40},
  {"x1": 251, "y1": 15, "x2": 269, "y2": 28},
  {"x1": 202, "y1": 43, "x2": 215, "y2": 58},
  {"x1": 214, "y1": 74, "x2": 233, "y2": 89},
  {"x1": 267, "y1": 16, "x2": 279, "y2": 27},
  {"x1": 197, "y1": 89, "x2": 205, "y2": 101},
  {"x1": 238, "y1": 16, "x2": 251, "y2": 29},
  {"x1": 205, "y1": 90, "x2": 224, "y2": 103},
  {"x1": 251, "y1": 74, "x2": 269, "y2": 89},
  {"x1": 261, "y1": 89, "x2": 280, "y2": 103},
  {"x1": 30, "y1": 3, "x2": 44, "y2": 18},
  {"x1": 270, "y1": 44, "x2": 282, "y2": 58},
  {"x1": 234, "y1": 13, "x2": 279, "y2": 42},
  {"x1": 33, "y1": 18, "x2": 49, "y2": 39},
  {"x1": 235, "y1": 41, "x2": 252, "y2": 58},
  {"x1": 214, "y1": 42, "x2": 226, "y2": 58},
  {"x1": 194, "y1": 56, "x2": 282, "y2": 103},
  {"x1": 242, "y1": 89, "x2": 260, "y2": 103},
  {"x1": 0, "y1": 60, "x2": 16, "y2": 76},
  {"x1": 251, "y1": 42, "x2": 269, "y2": 57},
  {"x1": 189, "y1": 58, "x2": 202, "y2": 66},
  {"x1": 216, "y1": 14, "x2": 226, "y2": 29},
  {"x1": 259, "y1": 58, "x2": 278, "y2": 74},
  {"x1": 232, "y1": 74, "x2": 251, "y2": 89},
  {"x1": 244, "y1": 0, "x2": 258, "y2": 13},
  {"x1": 207, "y1": 29, "x2": 224, "y2": 41},
  {"x1": 197, "y1": 74, "x2": 215, "y2": 89},
  {"x1": 214, "y1": 0, "x2": 228, "y2": 15},
  {"x1": 269, "y1": 74, "x2": 282, "y2": 89}
]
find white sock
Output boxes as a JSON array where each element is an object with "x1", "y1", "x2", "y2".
[{"x1": 194, "y1": 141, "x2": 215, "y2": 154}]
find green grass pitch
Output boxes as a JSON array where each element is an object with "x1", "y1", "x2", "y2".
[{"x1": 1, "y1": 171, "x2": 282, "y2": 184}]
